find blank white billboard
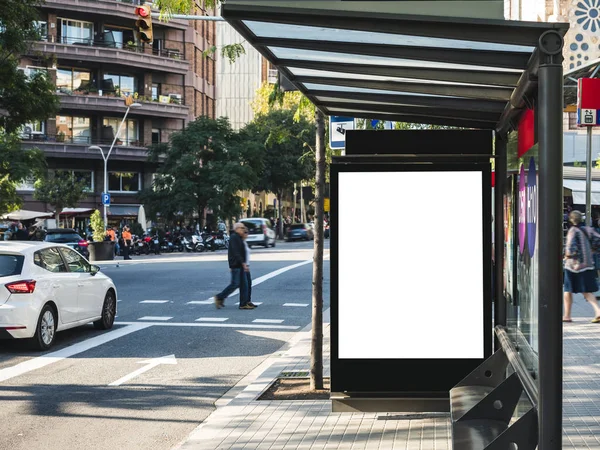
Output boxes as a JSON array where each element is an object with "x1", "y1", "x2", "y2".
[{"x1": 338, "y1": 171, "x2": 484, "y2": 359}]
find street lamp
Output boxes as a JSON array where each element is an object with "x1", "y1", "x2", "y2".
[{"x1": 89, "y1": 101, "x2": 142, "y2": 226}]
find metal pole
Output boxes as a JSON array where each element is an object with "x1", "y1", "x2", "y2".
[
  {"x1": 150, "y1": 14, "x2": 224, "y2": 21},
  {"x1": 494, "y1": 135, "x2": 507, "y2": 352},
  {"x1": 293, "y1": 183, "x2": 297, "y2": 223},
  {"x1": 300, "y1": 180, "x2": 305, "y2": 223},
  {"x1": 587, "y1": 126, "x2": 593, "y2": 226},
  {"x1": 537, "y1": 30, "x2": 564, "y2": 450},
  {"x1": 103, "y1": 105, "x2": 132, "y2": 226}
]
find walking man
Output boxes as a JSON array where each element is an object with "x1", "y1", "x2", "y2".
[{"x1": 214, "y1": 223, "x2": 255, "y2": 310}]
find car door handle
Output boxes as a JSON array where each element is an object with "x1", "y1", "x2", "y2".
[
  {"x1": 77, "y1": 283, "x2": 85, "y2": 287},
  {"x1": 52, "y1": 284, "x2": 60, "y2": 289}
]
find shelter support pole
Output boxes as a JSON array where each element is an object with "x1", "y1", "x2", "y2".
[
  {"x1": 537, "y1": 31, "x2": 564, "y2": 450},
  {"x1": 586, "y1": 126, "x2": 593, "y2": 226},
  {"x1": 494, "y1": 135, "x2": 507, "y2": 352}
]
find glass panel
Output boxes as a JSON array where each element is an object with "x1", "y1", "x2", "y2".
[
  {"x1": 72, "y1": 117, "x2": 90, "y2": 143},
  {"x1": 127, "y1": 119, "x2": 138, "y2": 145},
  {"x1": 314, "y1": 96, "x2": 411, "y2": 106},
  {"x1": 73, "y1": 171, "x2": 93, "y2": 191},
  {"x1": 72, "y1": 70, "x2": 91, "y2": 91},
  {"x1": 56, "y1": 115, "x2": 72, "y2": 140},
  {"x1": 119, "y1": 75, "x2": 136, "y2": 97},
  {"x1": 152, "y1": 84, "x2": 159, "y2": 101},
  {"x1": 0, "y1": 255, "x2": 24, "y2": 277},
  {"x1": 59, "y1": 248, "x2": 90, "y2": 273},
  {"x1": 288, "y1": 67, "x2": 499, "y2": 88},
  {"x1": 302, "y1": 83, "x2": 444, "y2": 97},
  {"x1": 152, "y1": 129, "x2": 161, "y2": 144},
  {"x1": 37, "y1": 248, "x2": 68, "y2": 273},
  {"x1": 108, "y1": 173, "x2": 121, "y2": 191},
  {"x1": 103, "y1": 74, "x2": 119, "y2": 94},
  {"x1": 57, "y1": 69, "x2": 72, "y2": 91},
  {"x1": 120, "y1": 172, "x2": 139, "y2": 192},
  {"x1": 245, "y1": 21, "x2": 534, "y2": 53},
  {"x1": 268, "y1": 47, "x2": 523, "y2": 73}
]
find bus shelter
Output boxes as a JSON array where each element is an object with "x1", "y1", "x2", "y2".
[{"x1": 222, "y1": 2, "x2": 568, "y2": 448}]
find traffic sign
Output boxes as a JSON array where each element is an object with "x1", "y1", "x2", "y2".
[
  {"x1": 578, "y1": 108, "x2": 599, "y2": 126},
  {"x1": 329, "y1": 116, "x2": 354, "y2": 150},
  {"x1": 324, "y1": 198, "x2": 330, "y2": 212},
  {"x1": 577, "y1": 78, "x2": 600, "y2": 127},
  {"x1": 102, "y1": 193, "x2": 111, "y2": 205}
]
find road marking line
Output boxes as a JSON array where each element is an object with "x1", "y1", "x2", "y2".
[
  {"x1": 116, "y1": 321, "x2": 299, "y2": 330},
  {"x1": 138, "y1": 316, "x2": 172, "y2": 321},
  {"x1": 0, "y1": 323, "x2": 151, "y2": 383},
  {"x1": 283, "y1": 303, "x2": 309, "y2": 307},
  {"x1": 196, "y1": 317, "x2": 228, "y2": 322},
  {"x1": 109, "y1": 355, "x2": 177, "y2": 387},
  {"x1": 252, "y1": 319, "x2": 284, "y2": 324},
  {"x1": 187, "y1": 300, "x2": 213, "y2": 305},
  {"x1": 140, "y1": 300, "x2": 169, "y2": 304}
]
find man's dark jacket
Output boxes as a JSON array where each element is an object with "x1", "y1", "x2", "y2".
[{"x1": 228, "y1": 232, "x2": 246, "y2": 269}]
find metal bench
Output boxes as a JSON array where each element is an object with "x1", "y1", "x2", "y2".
[{"x1": 450, "y1": 326, "x2": 538, "y2": 450}]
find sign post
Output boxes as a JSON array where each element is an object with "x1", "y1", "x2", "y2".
[
  {"x1": 577, "y1": 78, "x2": 600, "y2": 225},
  {"x1": 329, "y1": 116, "x2": 354, "y2": 152}
]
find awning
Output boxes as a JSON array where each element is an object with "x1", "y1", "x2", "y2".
[
  {"x1": 60, "y1": 208, "x2": 93, "y2": 215},
  {"x1": 222, "y1": 1, "x2": 569, "y2": 133},
  {"x1": 107, "y1": 205, "x2": 140, "y2": 216},
  {"x1": 0, "y1": 210, "x2": 53, "y2": 221},
  {"x1": 563, "y1": 179, "x2": 600, "y2": 205}
]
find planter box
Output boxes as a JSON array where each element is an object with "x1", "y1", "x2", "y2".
[{"x1": 88, "y1": 241, "x2": 115, "y2": 262}]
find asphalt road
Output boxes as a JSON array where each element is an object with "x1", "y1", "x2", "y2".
[{"x1": 0, "y1": 240, "x2": 330, "y2": 450}]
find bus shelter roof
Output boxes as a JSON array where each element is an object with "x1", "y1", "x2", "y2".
[{"x1": 222, "y1": 2, "x2": 568, "y2": 133}]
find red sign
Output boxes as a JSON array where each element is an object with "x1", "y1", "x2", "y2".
[
  {"x1": 518, "y1": 108, "x2": 535, "y2": 158},
  {"x1": 578, "y1": 78, "x2": 600, "y2": 109}
]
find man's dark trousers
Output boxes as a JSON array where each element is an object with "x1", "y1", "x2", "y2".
[{"x1": 216, "y1": 268, "x2": 247, "y2": 305}]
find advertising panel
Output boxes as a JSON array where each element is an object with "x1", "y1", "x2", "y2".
[{"x1": 337, "y1": 170, "x2": 484, "y2": 359}]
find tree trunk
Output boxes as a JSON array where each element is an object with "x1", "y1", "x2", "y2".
[
  {"x1": 55, "y1": 211, "x2": 60, "y2": 226},
  {"x1": 310, "y1": 109, "x2": 325, "y2": 390},
  {"x1": 277, "y1": 191, "x2": 284, "y2": 240}
]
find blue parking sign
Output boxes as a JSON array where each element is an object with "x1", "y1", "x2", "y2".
[{"x1": 102, "y1": 193, "x2": 111, "y2": 205}]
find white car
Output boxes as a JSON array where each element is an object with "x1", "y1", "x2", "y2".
[
  {"x1": 242, "y1": 218, "x2": 276, "y2": 248},
  {"x1": 0, "y1": 242, "x2": 117, "y2": 350}
]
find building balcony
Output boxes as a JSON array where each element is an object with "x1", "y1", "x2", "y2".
[
  {"x1": 40, "y1": 0, "x2": 189, "y2": 30},
  {"x1": 58, "y1": 93, "x2": 189, "y2": 121},
  {"x1": 31, "y1": 39, "x2": 189, "y2": 75},
  {"x1": 20, "y1": 135, "x2": 152, "y2": 162}
]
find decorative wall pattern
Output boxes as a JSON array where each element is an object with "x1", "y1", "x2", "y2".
[{"x1": 566, "y1": 0, "x2": 600, "y2": 71}]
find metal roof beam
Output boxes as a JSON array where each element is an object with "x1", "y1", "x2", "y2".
[
  {"x1": 296, "y1": 76, "x2": 513, "y2": 102},
  {"x1": 323, "y1": 101, "x2": 499, "y2": 123},
  {"x1": 256, "y1": 37, "x2": 531, "y2": 70},
  {"x1": 325, "y1": 109, "x2": 495, "y2": 130},
  {"x1": 311, "y1": 90, "x2": 507, "y2": 113},
  {"x1": 280, "y1": 59, "x2": 521, "y2": 88},
  {"x1": 223, "y1": 4, "x2": 568, "y2": 46}
]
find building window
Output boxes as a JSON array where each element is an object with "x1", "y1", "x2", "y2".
[
  {"x1": 103, "y1": 26, "x2": 136, "y2": 49},
  {"x1": 152, "y1": 128, "x2": 161, "y2": 144},
  {"x1": 57, "y1": 68, "x2": 92, "y2": 93},
  {"x1": 55, "y1": 170, "x2": 94, "y2": 192},
  {"x1": 59, "y1": 18, "x2": 94, "y2": 45},
  {"x1": 103, "y1": 118, "x2": 139, "y2": 145},
  {"x1": 20, "y1": 120, "x2": 46, "y2": 139},
  {"x1": 17, "y1": 176, "x2": 37, "y2": 191},
  {"x1": 109, "y1": 172, "x2": 141, "y2": 192},
  {"x1": 34, "y1": 21, "x2": 48, "y2": 40},
  {"x1": 103, "y1": 74, "x2": 138, "y2": 97},
  {"x1": 56, "y1": 116, "x2": 91, "y2": 143},
  {"x1": 152, "y1": 83, "x2": 160, "y2": 101}
]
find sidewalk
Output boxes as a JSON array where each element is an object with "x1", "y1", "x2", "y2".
[{"x1": 175, "y1": 298, "x2": 600, "y2": 450}]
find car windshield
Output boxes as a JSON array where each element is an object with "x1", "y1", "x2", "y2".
[
  {"x1": 242, "y1": 221, "x2": 261, "y2": 230},
  {"x1": 289, "y1": 224, "x2": 305, "y2": 230},
  {"x1": 45, "y1": 233, "x2": 83, "y2": 243},
  {"x1": 0, "y1": 254, "x2": 25, "y2": 277}
]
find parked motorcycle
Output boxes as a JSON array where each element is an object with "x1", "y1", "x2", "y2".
[{"x1": 133, "y1": 235, "x2": 150, "y2": 255}]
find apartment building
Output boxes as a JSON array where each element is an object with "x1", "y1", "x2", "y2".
[{"x1": 18, "y1": 0, "x2": 216, "y2": 228}]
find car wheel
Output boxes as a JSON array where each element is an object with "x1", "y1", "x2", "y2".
[
  {"x1": 32, "y1": 304, "x2": 57, "y2": 351},
  {"x1": 94, "y1": 291, "x2": 116, "y2": 330}
]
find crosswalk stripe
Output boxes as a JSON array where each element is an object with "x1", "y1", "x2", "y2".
[
  {"x1": 138, "y1": 316, "x2": 173, "y2": 321},
  {"x1": 140, "y1": 300, "x2": 169, "y2": 304},
  {"x1": 196, "y1": 317, "x2": 229, "y2": 322},
  {"x1": 187, "y1": 300, "x2": 214, "y2": 305},
  {"x1": 252, "y1": 319, "x2": 284, "y2": 324},
  {"x1": 283, "y1": 303, "x2": 309, "y2": 307}
]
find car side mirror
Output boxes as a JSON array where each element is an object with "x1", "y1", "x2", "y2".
[{"x1": 90, "y1": 265, "x2": 100, "y2": 276}]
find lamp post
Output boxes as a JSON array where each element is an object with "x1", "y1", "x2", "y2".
[{"x1": 89, "y1": 101, "x2": 142, "y2": 226}]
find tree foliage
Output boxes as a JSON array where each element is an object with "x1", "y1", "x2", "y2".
[
  {"x1": 34, "y1": 171, "x2": 89, "y2": 222},
  {"x1": 243, "y1": 109, "x2": 315, "y2": 237},
  {"x1": 141, "y1": 116, "x2": 262, "y2": 225}
]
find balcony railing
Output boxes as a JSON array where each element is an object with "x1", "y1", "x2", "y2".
[
  {"x1": 53, "y1": 36, "x2": 185, "y2": 60},
  {"x1": 32, "y1": 38, "x2": 189, "y2": 75},
  {"x1": 21, "y1": 133, "x2": 150, "y2": 148}
]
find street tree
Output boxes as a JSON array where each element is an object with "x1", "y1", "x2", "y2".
[
  {"x1": 142, "y1": 116, "x2": 261, "y2": 226},
  {"x1": 0, "y1": 0, "x2": 60, "y2": 215},
  {"x1": 243, "y1": 109, "x2": 315, "y2": 239},
  {"x1": 34, "y1": 171, "x2": 89, "y2": 223}
]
